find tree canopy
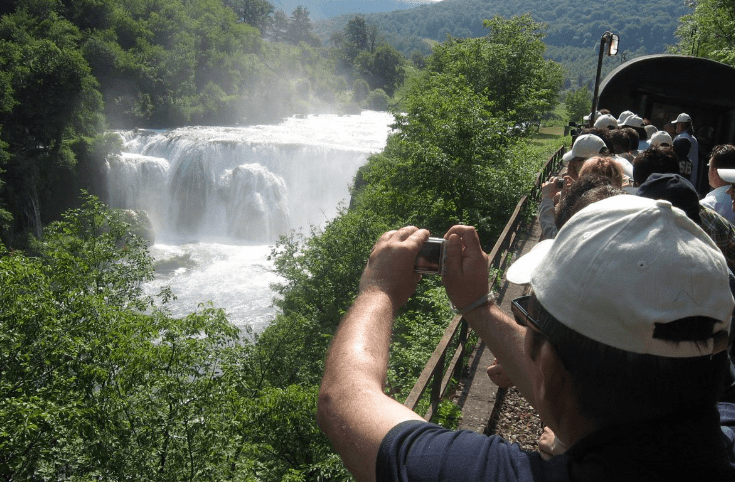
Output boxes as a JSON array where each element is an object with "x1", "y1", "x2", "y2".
[{"x1": 674, "y1": 0, "x2": 735, "y2": 66}]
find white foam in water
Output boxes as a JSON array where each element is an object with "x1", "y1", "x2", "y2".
[{"x1": 109, "y1": 111, "x2": 393, "y2": 333}]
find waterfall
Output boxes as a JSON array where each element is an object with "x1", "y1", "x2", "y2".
[
  {"x1": 109, "y1": 112, "x2": 392, "y2": 241},
  {"x1": 106, "y1": 111, "x2": 393, "y2": 331}
]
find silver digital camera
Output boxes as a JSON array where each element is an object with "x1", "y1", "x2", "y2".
[{"x1": 414, "y1": 237, "x2": 446, "y2": 275}]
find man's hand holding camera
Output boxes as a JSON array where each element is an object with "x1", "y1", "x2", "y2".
[
  {"x1": 359, "y1": 227, "x2": 428, "y2": 311},
  {"x1": 443, "y1": 225, "x2": 491, "y2": 312}
]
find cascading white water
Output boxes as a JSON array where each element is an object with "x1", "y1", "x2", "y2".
[{"x1": 107, "y1": 111, "x2": 393, "y2": 333}]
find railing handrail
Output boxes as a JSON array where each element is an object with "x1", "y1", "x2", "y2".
[{"x1": 404, "y1": 145, "x2": 566, "y2": 420}]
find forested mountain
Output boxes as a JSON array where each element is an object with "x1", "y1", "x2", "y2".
[
  {"x1": 272, "y1": 0, "x2": 438, "y2": 20},
  {"x1": 314, "y1": 0, "x2": 691, "y2": 89}
]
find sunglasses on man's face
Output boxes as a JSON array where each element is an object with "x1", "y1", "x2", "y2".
[{"x1": 511, "y1": 295, "x2": 545, "y2": 334}]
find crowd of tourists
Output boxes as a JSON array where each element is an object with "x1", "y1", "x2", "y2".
[{"x1": 314, "y1": 109, "x2": 735, "y2": 481}]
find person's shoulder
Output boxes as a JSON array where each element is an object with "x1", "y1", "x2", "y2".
[
  {"x1": 701, "y1": 192, "x2": 717, "y2": 207},
  {"x1": 700, "y1": 206, "x2": 733, "y2": 228},
  {"x1": 377, "y1": 421, "x2": 553, "y2": 482}
]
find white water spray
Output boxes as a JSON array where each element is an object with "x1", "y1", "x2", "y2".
[{"x1": 107, "y1": 111, "x2": 393, "y2": 332}]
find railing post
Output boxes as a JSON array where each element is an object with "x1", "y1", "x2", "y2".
[
  {"x1": 430, "y1": 352, "x2": 445, "y2": 416},
  {"x1": 453, "y1": 318, "x2": 468, "y2": 381}
]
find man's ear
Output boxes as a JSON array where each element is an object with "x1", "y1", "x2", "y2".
[{"x1": 534, "y1": 341, "x2": 573, "y2": 427}]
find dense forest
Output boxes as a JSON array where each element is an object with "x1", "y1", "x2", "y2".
[{"x1": 2, "y1": 0, "x2": 735, "y2": 479}]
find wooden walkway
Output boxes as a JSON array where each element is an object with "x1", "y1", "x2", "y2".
[{"x1": 456, "y1": 217, "x2": 543, "y2": 433}]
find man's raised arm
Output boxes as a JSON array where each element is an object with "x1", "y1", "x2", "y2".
[{"x1": 316, "y1": 227, "x2": 428, "y2": 482}]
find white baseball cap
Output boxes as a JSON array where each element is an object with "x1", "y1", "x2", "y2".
[
  {"x1": 584, "y1": 111, "x2": 601, "y2": 122},
  {"x1": 594, "y1": 114, "x2": 618, "y2": 129},
  {"x1": 617, "y1": 110, "x2": 634, "y2": 124},
  {"x1": 506, "y1": 195, "x2": 733, "y2": 358},
  {"x1": 718, "y1": 168, "x2": 735, "y2": 183},
  {"x1": 621, "y1": 114, "x2": 644, "y2": 127},
  {"x1": 650, "y1": 130, "x2": 673, "y2": 147},
  {"x1": 562, "y1": 134, "x2": 607, "y2": 163},
  {"x1": 644, "y1": 125, "x2": 658, "y2": 138},
  {"x1": 672, "y1": 113, "x2": 692, "y2": 124}
]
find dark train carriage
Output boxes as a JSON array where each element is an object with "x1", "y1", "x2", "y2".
[{"x1": 598, "y1": 54, "x2": 735, "y2": 192}]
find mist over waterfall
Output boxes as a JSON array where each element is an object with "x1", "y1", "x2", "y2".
[{"x1": 107, "y1": 111, "x2": 393, "y2": 332}]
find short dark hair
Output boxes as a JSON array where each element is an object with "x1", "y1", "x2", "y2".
[
  {"x1": 710, "y1": 144, "x2": 735, "y2": 170},
  {"x1": 527, "y1": 294, "x2": 729, "y2": 425},
  {"x1": 608, "y1": 128, "x2": 630, "y2": 155},
  {"x1": 632, "y1": 145, "x2": 680, "y2": 186},
  {"x1": 584, "y1": 127, "x2": 615, "y2": 153},
  {"x1": 621, "y1": 127, "x2": 639, "y2": 151}
]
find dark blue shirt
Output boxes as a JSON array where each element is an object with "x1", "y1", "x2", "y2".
[{"x1": 377, "y1": 403, "x2": 735, "y2": 481}]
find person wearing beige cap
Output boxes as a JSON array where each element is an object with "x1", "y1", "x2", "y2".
[
  {"x1": 703, "y1": 144, "x2": 735, "y2": 224},
  {"x1": 317, "y1": 196, "x2": 735, "y2": 481},
  {"x1": 649, "y1": 130, "x2": 673, "y2": 148},
  {"x1": 718, "y1": 166, "x2": 735, "y2": 215},
  {"x1": 593, "y1": 113, "x2": 617, "y2": 129},
  {"x1": 538, "y1": 134, "x2": 609, "y2": 239},
  {"x1": 672, "y1": 112, "x2": 699, "y2": 186}
]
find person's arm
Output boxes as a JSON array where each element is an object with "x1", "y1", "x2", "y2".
[
  {"x1": 442, "y1": 225, "x2": 536, "y2": 409},
  {"x1": 538, "y1": 180, "x2": 560, "y2": 240},
  {"x1": 317, "y1": 227, "x2": 427, "y2": 482}
]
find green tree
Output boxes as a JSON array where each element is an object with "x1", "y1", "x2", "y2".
[
  {"x1": 428, "y1": 14, "x2": 563, "y2": 122},
  {"x1": 367, "y1": 88, "x2": 389, "y2": 110},
  {"x1": 360, "y1": 44, "x2": 405, "y2": 97},
  {"x1": 225, "y1": 0, "x2": 274, "y2": 35},
  {"x1": 0, "y1": 194, "x2": 343, "y2": 480},
  {"x1": 344, "y1": 16, "x2": 369, "y2": 54},
  {"x1": 286, "y1": 6, "x2": 320, "y2": 46},
  {"x1": 565, "y1": 87, "x2": 592, "y2": 124},
  {"x1": 675, "y1": 0, "x2": 735, "y2": 65}
]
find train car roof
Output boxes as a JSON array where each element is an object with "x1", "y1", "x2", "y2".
[{"x1": 598, "y1": 54, "x2": 735, "y2": 113}]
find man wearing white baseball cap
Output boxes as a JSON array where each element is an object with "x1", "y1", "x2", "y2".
[
  {"x1": 672, "y1": 112, "x2": 700, "y2": 187},
  {"x1": 538, "y1": 134, "x2": 609, "y2": 239},
  {"x1": 649, "y1": 130, "x2": 673, "y2": 148},
  {"x1": 718, "y1": 165, "x2": 735, "y2": 216},
  {"x1": 318, "y1": 196, "x2": 735, "y2": 482},
  {"x1": 703, "y1": 144, "x2": 735, "y2": 224}
]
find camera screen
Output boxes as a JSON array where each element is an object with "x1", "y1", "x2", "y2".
[{"x1": 415, "y1": 238, "x2": 445, "y2": 274}]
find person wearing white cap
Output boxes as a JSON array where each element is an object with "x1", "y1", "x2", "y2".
[
  {"x1": 317, "y1": 196, "x2": 735, "y2": 481},
  {"x1": 593, "y1": 114, "x2": 617, "y2": 130},
  {"x1": 620, "y1": 115, "x2": 651, "y2": 151},
  {"x1": 617, "y1": 109, "x2": 634, "y2": 125},
  {"x1": 702, "y1": 144, "x2": 735, "y2": 225},
  {"x1": 649, "y1": 130, "x2": 673, "y2": 148},
  {"x1": 718, "y1": 166, "x2": 735, "y2": 216},
  {"x1": 672, "y1": 112, "x2": 699, "y2": 187},
  {"x1": 538, "y1": 134, "x2": 609, "y2": 239}
]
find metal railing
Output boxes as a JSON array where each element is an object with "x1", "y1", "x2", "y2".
[{"x1": 403, "y1": 146, "x2": 566, "y2": 420}]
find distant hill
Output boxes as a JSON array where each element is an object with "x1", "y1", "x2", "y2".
[
  {"x1": 271, "y1": 0, "x2": 439, "y2": 20},
  {"x1": 313, "y1": 0, "x2": 692, "y2": 90}
]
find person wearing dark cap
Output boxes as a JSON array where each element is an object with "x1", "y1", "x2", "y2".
[{"x1": 637, "y1": 172, "x2": 735, "y2": 274}]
